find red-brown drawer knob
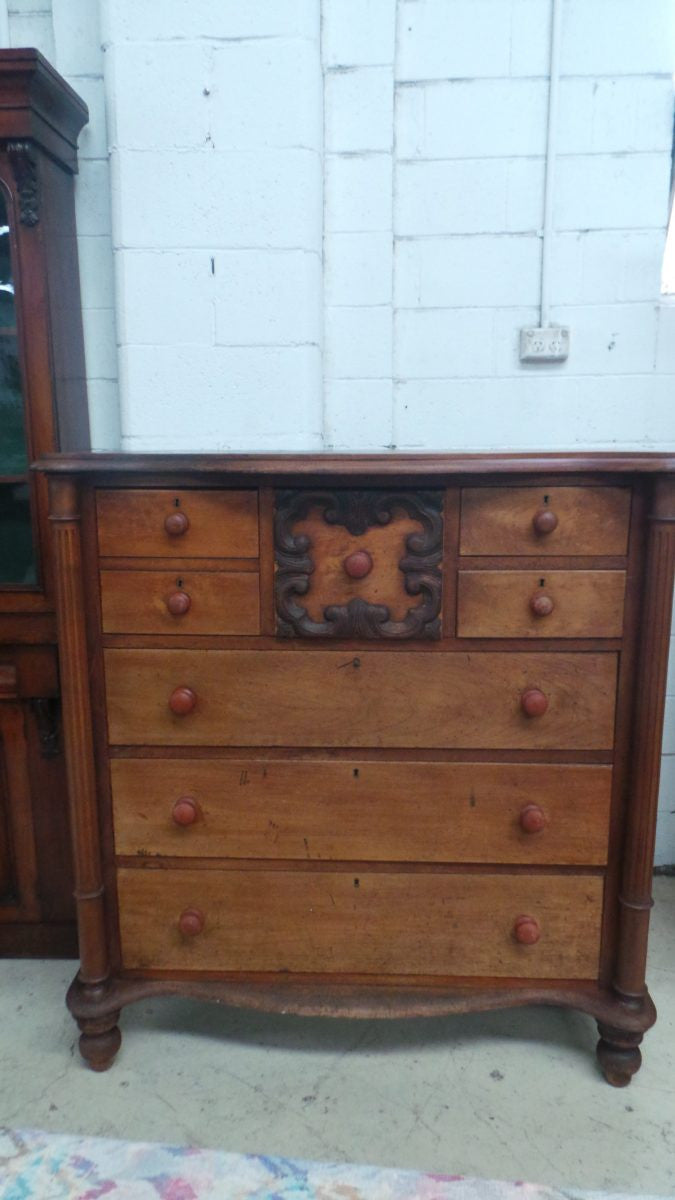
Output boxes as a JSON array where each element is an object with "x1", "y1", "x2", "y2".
[
  {"x1": 521, "y1": 687, "x2": 548, "y2": 717},
  {"x1": 532, "y1": 508, "x2": 558, "y2": 535},
  {"x1": 513, "y1": 915, "x2": 541, "y2": 945},
  {"x1": 343, "y1": 549, "x2": 373, "y2": 579},
  {"x1": 169, "y1": 685, "x2": 197, "y2": 715},
  {"x1": 172, "y1": 797, "x2": 199, "y2": 826},
  {"x1": 530, "y1": 592, "x2": 554, "y2": 617},
  {"x1": 178, "y1": 908, "x2": 204, "y2": 937},
  {"x1": 167, "y1": 590, "x2": 191, "y2": 616},
  {"x1": 164, "y1": 511, "x2": 189, "y2": 536},
  {"x1": 519, "y1": 803, "x2": 546, "y2": 834}
]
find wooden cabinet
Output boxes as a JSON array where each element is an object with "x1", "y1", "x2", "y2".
[
  {"x1": 38, "y1": 453, "x2": 675, "y2": 1084},
  {"x1": 0, "y1": 51, "x2": 89, "y2": 956}
]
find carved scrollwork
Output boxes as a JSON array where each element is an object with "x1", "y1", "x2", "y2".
[
  {"x1": 6, "y1": 141, "x2": 39, "y2": 226},
  {"x1": 275, "y1": 489, "x2": 443, "y2": 640},
  {"x1": 31, "y1": 697, "x2": 60, "y2": 758}
]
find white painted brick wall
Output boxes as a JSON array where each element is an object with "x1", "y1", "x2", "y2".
[
  {"x1": 322, "y1": 0, "x2": 396, "y2": 449},
  {"x1": 105, "y1": 0, "x2": 319, "y2": 43},
  {"x1": 325, "y1": 154, "x2": 393, "y2": 233},
  {"x1": 325, "y1": 231, "x2": 393, "y2": 306},
  {"x1": 102, "y1": 0, "x2": 324, "y2": 452},
  {"x1": 52, "y1": 0, "x2": 120, "y2": 450},
  {"x1": 121, "y1": 344, "x2": 322, "y2": 451},
  {"x1": 211, "y1": 39, "x2": 322, "y2": 152},
  {"x1": 396, "y1": 159, "x2": 544, "y2": 235},
  {"x1": 395, "y1": 236, "x2": 542, "y2": 308},
  {"x1": 397, "y1": 80, "x2": 549, "y2": 159},
  {"x1": 325, "y1": 67, "x2": 394, "y2": 153},
  {"x1": 322, "y1": 0, "x2": 396, "y2": 68},
  {"x1": 396, "y1": 0, "x2": 514, "y2": 81},
  {"x1": 213, "y1": 251, "x2": 322, "y2": 348}
]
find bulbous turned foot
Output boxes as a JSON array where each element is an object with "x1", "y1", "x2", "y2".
[
  {"x1": 77, "y1": 1011, "x2": 122, "y2": 1071},
  {"x1": 596, "y1": 1022, "x2": 643, "y2": 1087}
]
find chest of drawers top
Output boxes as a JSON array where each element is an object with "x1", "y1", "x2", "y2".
[{"x1": 38, "y1": 451, "x2": 675, "y2": 1084}]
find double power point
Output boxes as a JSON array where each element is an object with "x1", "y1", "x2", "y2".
[{"x1": 520, "y1": 326, "x2": 570, "y2": 362}]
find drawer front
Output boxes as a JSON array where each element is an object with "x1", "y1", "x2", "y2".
[
  {"x1": 274, "y1": 489, "x2": 443, "y2": 641},
  {"x1": 457, "y1": 570, "x2": 626, "y2": 638},
  {"x1": 100, "y1": 569, "x2": 260, "y2": 636},
  {"x1": 460, "y1": 487, "x2": 630, "y2": 556},
  {"x1": 104, "y1": 649, "x2": 617, "y2": 749},
  {"x1": 97, "y1": 489, "x2": 259, "y2": 559},
  {"x1": 117, "y1": 867, "x2": 603, "y2": 979},
  {"x1": 111, "y1": 759, "x2": 611, "y2": 865}
]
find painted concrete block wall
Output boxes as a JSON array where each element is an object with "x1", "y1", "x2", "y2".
[
  {"x1": 99, "y1": 0, "x2": 323, "y2": 452},
  {"x1": 321, "y1": 0, "x2": 674, "y2": 454}
]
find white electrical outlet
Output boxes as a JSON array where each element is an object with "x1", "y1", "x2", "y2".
[{"x1": 520, "y1": 326, "x2": 570, "y2": 363}]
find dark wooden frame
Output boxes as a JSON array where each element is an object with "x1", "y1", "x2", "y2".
[
  {"x1": 0, "y1": 51, "x2": 89, "y2": 957},
  {"x1": 38, "y1": 452, "x2": 675, "y2": 1082}
]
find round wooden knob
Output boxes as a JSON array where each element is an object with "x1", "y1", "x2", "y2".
[
  {"x1": 343, "y1": 550, "x2": 373, "y2": 579},
  {"x1": 178, "y1": 908, "x2": 204, "y2": 937},
  {"x1": 168, "y1": 685, "x2": 197, "y2": 715},
  {"x1": 532, "y1": 508, "x2": 558, "y2": 535},
  {"x1": 166, "y1": 590, "x2": 191, "y2": 616},
  {"x1": 164, "y1": 511, "x2": 189, "y2": 536},
  {"x1": 172, "y1": 796, "x2": 199, "y2": 826},
  {"x1": 513, "y1": 915, "x2": 541, "y2": 945},
  {"x1": 519, "y1": 803, "x2": 546, "y2": 834},
  {"x1": 530, "y1": 592, "x2": 554, "y2": 617},
  {"x1": 521, "y1": 687, "x2": 548, "y2": 717}
]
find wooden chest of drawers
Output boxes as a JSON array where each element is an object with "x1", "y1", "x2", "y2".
[{"x1": 39, "y1": 453, "x2": 675, "y2": 1084}]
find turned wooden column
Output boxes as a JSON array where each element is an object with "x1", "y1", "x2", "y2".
[
  {"x1": 48, "y1": 477, "x2": 108, "y2": 987},
  {"x1": 614, "y1": 477, "x2": 675, "y2": 1003}
]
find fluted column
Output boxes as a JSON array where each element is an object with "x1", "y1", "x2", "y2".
[
  {"x1": 615, "y1": 477, "x2": 675, "y2": 1003},
  {"x1": 48, "y1": 476, "x2": 108, "y2": 986}
]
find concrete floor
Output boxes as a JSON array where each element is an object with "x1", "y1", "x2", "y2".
[{"x1": 1, "y1": 878, "x2": 674, "y2": 1196}]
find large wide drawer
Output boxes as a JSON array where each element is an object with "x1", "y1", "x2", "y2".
[
  {"x1": 457, "y1": 570, "x2": 626, "y2": 638},
  {"x1": 111, "y1": 759, "x2": 612, "y2": 865},
  {"x1": 104, "y1": 649, "x2": 618, "y2": 749},
  {"x1": 117, "y1": 866, "x2": 604, "y2": 979},
  {"x1": 460, "y1": 487, "x2": 630, "y2": 556},
  {"x1": 100, "y1": 569, "x2": 261, "y2": 635},
  {"x1": 97, "y1": 489, "x2": 259, "y2": 559}
]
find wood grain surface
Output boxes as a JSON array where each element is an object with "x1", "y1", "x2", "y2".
[
  {"x1": 96, "y1": 489, "x2": 259, "y2": 559},
  {"x1": 460, "y1": 487, "x2": 631, "y2": 556},
  {"x1": 292, "y1": 507, "x2": 424, "y2": 622},
  {"x1": 457, "y1": 570, "x2": 626, "y2": 638},
  {"x1": 103, "y1": 648, "x2": 618, "y2": 750},
  {"x1": 117, "y1": 866, "x2": 604, "y2": 979},
  {"x1": 100, "y1": 569, "x2": 261, "y2": 636},
  {"x1": 111, "y1": 758, "x2": 612, "y2": 865}
]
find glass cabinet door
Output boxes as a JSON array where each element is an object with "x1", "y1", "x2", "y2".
[{"x1": 0, "y1": 184, "x2": 35, "y2": 585}]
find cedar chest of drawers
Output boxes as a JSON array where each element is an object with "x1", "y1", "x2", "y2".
[{"x1": 39, "y1": 452, "x2": 675, "y2": 1084}]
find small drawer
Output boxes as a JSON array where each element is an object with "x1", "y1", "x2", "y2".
[
  {"x1": 111, "y1": 759, "x2": 611, "y2": 866},
  {"x1": 117, "y1": 866, "x2": 603, "y2": 980},
  {"x1": 97, "y1": 489, "x2": 259, "y2": 559},
  {"x1": 274, "y1": 488, "x2": 443, "y2": 640},
  {"x1": 100, "y1": 569, "x2": 260, "y2": 636},
  {"x1": 103, "y1": 648, "x2": 618, "y2": 750},
  {"x1": 457, "y1": 570, "x2": 626, "y2": 638},
  {"x1": 460, "y1": 486, "x2": 630, "y2": 556}
]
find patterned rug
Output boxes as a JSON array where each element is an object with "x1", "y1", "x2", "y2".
[{"x1": 0, "y1": 1129, "x2": 665, "y2": 1200}]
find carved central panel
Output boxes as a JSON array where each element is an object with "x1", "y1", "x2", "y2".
[{"x1": 274, "y1": 489, "x2": 443, "y2": 639}]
